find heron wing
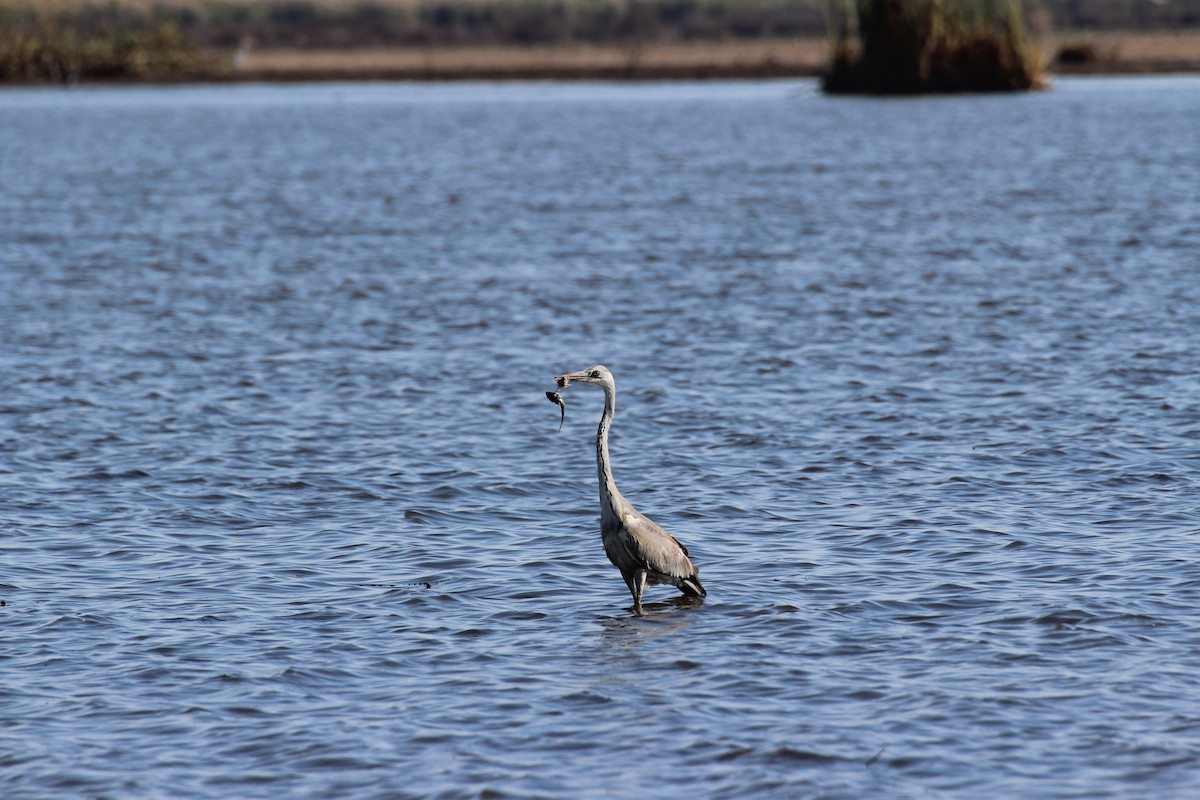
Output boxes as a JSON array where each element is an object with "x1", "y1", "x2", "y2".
[{"x1": 620, "y1": 509, "x2": 700, "y2": 582}]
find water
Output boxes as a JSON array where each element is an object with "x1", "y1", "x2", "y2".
[{"x1": 2, "y1": 76, "x2": 1199, "y2": 799}]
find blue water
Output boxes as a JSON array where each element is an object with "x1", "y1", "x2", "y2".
[{"x1": 2, "y1": 76, "x2": 1199, "y2": 799}]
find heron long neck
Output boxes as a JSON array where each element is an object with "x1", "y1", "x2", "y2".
[{"x1": 596, "y1": 384, "x2": 620, "y2": 516}]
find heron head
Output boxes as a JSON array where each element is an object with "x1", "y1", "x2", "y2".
[{"x1": 556, "y1": 365, "x2": 613, "y2": 390}]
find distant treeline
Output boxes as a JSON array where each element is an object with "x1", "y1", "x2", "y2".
[
  {"x1": 218, "y1": 0, "x2": 825, "y2": 46},
  {"x1": 3, "y1": 1, "x2": 826, "y2": 50},
  {"x1": 1047, "y1": 0, "x2": 1200, "y2": 31},
  {"x1": 3, "y1": 0, "x2": 1198, "y2": 51}
]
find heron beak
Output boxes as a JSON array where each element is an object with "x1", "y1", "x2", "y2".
[{"x1": 555, "y1": 373, "x2": 577, "y2": 388}]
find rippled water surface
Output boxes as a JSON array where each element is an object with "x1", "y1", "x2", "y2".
[{"x1": 3, "y1": 77, "x2": 1200, "y2": 798}]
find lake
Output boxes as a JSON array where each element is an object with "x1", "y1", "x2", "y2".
[{"x1": 2, "y1": 76, "x2": 1199, "y2": 798}]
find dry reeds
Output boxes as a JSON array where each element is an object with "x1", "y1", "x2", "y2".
[
  {"x1": 0, "y1": 11, "x2": 220, "y2": 82},
  {"x1": 823, "y1": 0, "x2": 1046, "y2": 94},
  {"x1": 230, "y1": 38, "x2": 829, "y2": 81}
]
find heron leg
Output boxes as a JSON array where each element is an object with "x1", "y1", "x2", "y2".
[{"x1": 630, "y1": 569, "x2": 648, "y2": 615}]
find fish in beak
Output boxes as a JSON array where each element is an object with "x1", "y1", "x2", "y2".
[{"x1": 545, "y1": 390, "x2": 566, "y2": 431}]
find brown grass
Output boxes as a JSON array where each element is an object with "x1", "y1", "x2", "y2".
[
  {"x1": 227, "y1": 30, "x2": 1200, "y2": 82},
  {"x1": 232, "y1": 38, "x2": 831, "y2": 81}
]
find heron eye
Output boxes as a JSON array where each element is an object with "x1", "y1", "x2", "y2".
[{"x1": 589, "y1": 370, "x2": 600, "y2": 378}]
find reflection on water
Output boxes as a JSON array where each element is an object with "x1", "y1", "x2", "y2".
[
  {"x1": 597, "y1": 596, "x2": 707, "y2": 643},
  {"x1": 2, "y1": 77, "x2": 1200, "y2": 799}
]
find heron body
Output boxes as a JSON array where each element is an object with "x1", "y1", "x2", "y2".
[{"x1": 555, "y1": 365, "x2": 706, "y2": 612}]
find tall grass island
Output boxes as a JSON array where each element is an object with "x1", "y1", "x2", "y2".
[{"x1": 824, "y1": 0, "x2": 1046, "y2": 94}]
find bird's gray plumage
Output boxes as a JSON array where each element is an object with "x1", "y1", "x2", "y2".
[{"x1": 555, "y1": 365, "x2": 706, "y2": 612}]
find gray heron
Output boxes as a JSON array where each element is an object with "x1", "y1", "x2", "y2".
[{"x1": 555, "y1": 365, "x2": 706, "y2": 613}]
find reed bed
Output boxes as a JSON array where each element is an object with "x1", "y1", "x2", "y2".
[{"x1": 0, "y1": 10, "x2": 219, "y2": 81}]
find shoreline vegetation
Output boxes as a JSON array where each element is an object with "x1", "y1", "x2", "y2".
[{"x1": 2, "y1": 0, "x2": 1198, "y2": 85}]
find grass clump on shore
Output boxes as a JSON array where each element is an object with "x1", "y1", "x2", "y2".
[
  {"x1": 823, "y1": 0, "x2": 1045, "y2": 94},
  {"x1": 0, "y1": 8, "x2": 220, "y2": 83}
]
